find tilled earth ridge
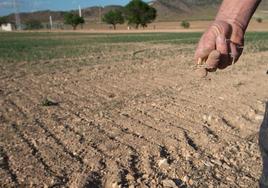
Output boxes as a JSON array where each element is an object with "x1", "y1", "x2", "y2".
[{"x1": 0, "y1": 48, "x2": 268, "y2": 187}]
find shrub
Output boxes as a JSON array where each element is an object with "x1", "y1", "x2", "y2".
[
  {"x1": 181, "y1": 20, "x2": 190, "y2": 29},
  {"x1": 256, "y1": 17, "x2": 263, "y2": 23}
]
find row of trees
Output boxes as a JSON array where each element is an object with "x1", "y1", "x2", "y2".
[
  {"x1": 103, "y1": 0, "x2": 156, "y2": 30},
  {"x1": 63, "y1": 0, "x2": 157, "y2": 30}
]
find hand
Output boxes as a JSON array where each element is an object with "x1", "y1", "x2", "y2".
[{"x1": 195, "y1": 20, "x2": 244, "y2": 70}]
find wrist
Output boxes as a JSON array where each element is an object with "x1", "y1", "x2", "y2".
[
  {"x1": 215, "y1": 19, "x2": 244, "y2": 45},
  {"x1": 215, "y1": 0, "x2": 261, "y2": 44}
]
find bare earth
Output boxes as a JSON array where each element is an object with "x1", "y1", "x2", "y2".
[{"x1": 0, "y1": 42, "x2": 268, "y2": 187}]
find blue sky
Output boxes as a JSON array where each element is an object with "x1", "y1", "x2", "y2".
[{"x1": 0, "y1": 0, "x2": 150, "y2": 16}]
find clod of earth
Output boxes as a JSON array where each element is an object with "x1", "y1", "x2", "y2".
[
  {"x1": 158, "y1": 158, "x2": 170, "y2": 168},
  {"x1": 196, "y1": 68, "x2": 208, "y2": 78}
]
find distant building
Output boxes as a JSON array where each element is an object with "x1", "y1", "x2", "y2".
[{"x1": 0, "y1": 23, "x2": 15, "y2": 31}]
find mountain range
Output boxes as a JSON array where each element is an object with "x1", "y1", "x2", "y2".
[{"x1": 4, "y1": 0, "x2": 268, "y2": 23}]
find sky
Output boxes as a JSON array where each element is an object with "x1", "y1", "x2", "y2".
[{"x1": 0, "y1": 0, "x2": 150, "y2": 16}]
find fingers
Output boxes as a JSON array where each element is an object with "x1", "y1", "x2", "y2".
[
  {"x1": 195, "y1": 33, "x2": 216, "y2": 61},
  {"x1": 230, "y1": 43, "x2": 239, "y2": 61},
  {"x1": 230, "y1": 42, "x2": 243, "y2": 62},
  {"x1": 195, "y1": 30, "x2": 242, "y2": 72},
  {"x1": 216, "y1": 35, "x2": 230, "y2": 69},
  {"x1": 195, "y1": 48, "x2": 213, "y2": 62},
  {"x1": 206, "y1": 50, "x2": 220, "y2": 71}
]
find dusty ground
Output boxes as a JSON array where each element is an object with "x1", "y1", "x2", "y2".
[{"x1": 0, "y1": 37, "x2": 268, "y2": 188}]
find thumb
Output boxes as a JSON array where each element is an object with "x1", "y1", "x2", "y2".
[{"x1": 195, "y1": 48, "x2": 213, "y2": 63}]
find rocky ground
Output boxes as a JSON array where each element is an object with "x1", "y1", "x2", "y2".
[{"x1": 0, "y1": 41, "x2": 267, "y2": 187}]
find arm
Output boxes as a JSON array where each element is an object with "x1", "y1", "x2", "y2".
[{"x1": 195, "y1": 0, "x2": 261, "y2": 70}]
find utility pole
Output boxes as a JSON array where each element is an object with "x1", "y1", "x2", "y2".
[
  {"x1": 79, "y1": 5, "x2": 83, "y2": 29},
  {"x1": 99, "y1": 6, "x2": 102, "y2": 24},
  {"x1": 13, "y1": 0, "x2": 21, "y2": 30},
  {"x1": 79, "y1": 5, "x2": 82, "y2": 17},
  {"x1": 49, "y1": 16, "x2": 53, "y2": 30}
]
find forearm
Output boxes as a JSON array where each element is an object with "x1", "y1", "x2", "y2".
[{"x1": 215, "y1": 0, "x2": 261, "y2": 44}]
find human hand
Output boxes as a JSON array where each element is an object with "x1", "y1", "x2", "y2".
[{"x1": 195, "y1": 20, "x2": 244, "y2": 71}]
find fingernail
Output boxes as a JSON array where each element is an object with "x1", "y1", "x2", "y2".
[{"x1": 197, "y1": 58, "x2": 202, "y2": 65}]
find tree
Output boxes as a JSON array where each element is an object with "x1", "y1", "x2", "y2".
[
  {"x1": 64, "y1": 13, "x2": 85, "y2": 30},
  {"x1": 124, "y1": 0, "x2": 157, "y2": 29},
  {"x1": 102, "y1": 10, "x2": 124, "y2": 30},
  {"x1": 0, "y1": 16, "x2": 8, "y2": 25},
  {"x1": 181, "y1": 20, "x2": 190, "y2": 29},
  {"x1": 25, "y1": 19, "x2": 43, "y2": 30}
]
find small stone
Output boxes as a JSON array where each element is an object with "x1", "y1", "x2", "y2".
[
  {"x1": 208, "y1": 184, "x2": 214, "y2": 188},
  {"x1": 207, "y1": 114, "x2": 212, "y2": 123},
  {"x1": 189, "y1": 179, "x2": 194, "y2": 186},
  {"x1": 120, "y1": 112, "x2": 129, "y2": 117},
  {"x1": 109, "y1": 93, "x2": 116, "y2": 98},
  {"x1": 158, "y1": 158, "x2": 169, "y2": 168},
  {"x1": 182, "y1": 176, "x2": 189, "y2": 183},
  {"x1": 99, "y1": 111, "x2": 104, "y2": 118},
  {"x1": 203, "y1": 115, "x2": 207, "y2": 121},
  {"x1": 248, "y1": 108, "x2": 257, "y2": 118},
  {"x1": 126, "y1": 174, "x2": 135, "y2": 181},
  {"x1": 222, "y1": 163, "x2": 231, "y2": 170},
  {"x1": 226, "y1": 176, "x2": 235, "y2": 182},
  {"x1": 137, "y1": 178, "x2": 142, "y2": 184},
  {"x1": 215, "y1": 173, "x2": 221, "y2": 179},
  {"x1": 210, "y1": 159, "x2": 222, "y2": 166},
  {"x1": 257, "y1": 100, "x2": 264, "y2": 104},
  {"x1": 255, "y1": 114, "x2": 264, "y2": 121},
  {"x1": 162, "y1": 179, "x2": 177, "y2": 188},
  {"x1": 142, "y1": 174, "x2": 149, "y2": 179}
]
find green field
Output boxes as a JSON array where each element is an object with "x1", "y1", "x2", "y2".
[{"x1": 0, "y1": 32, "x2": 268, "y2": 63}]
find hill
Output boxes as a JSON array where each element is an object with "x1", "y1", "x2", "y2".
[
  {"x1": 150, "y1": 0, "x2": 222, "y2": 21},
  {"x1": 150, "y1": 0, "x2": 268, "y2": 21}
]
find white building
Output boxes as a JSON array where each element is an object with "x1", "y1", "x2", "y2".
[{"x1": 0, "y1": 23, "x2": 14, "y2": 31}]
